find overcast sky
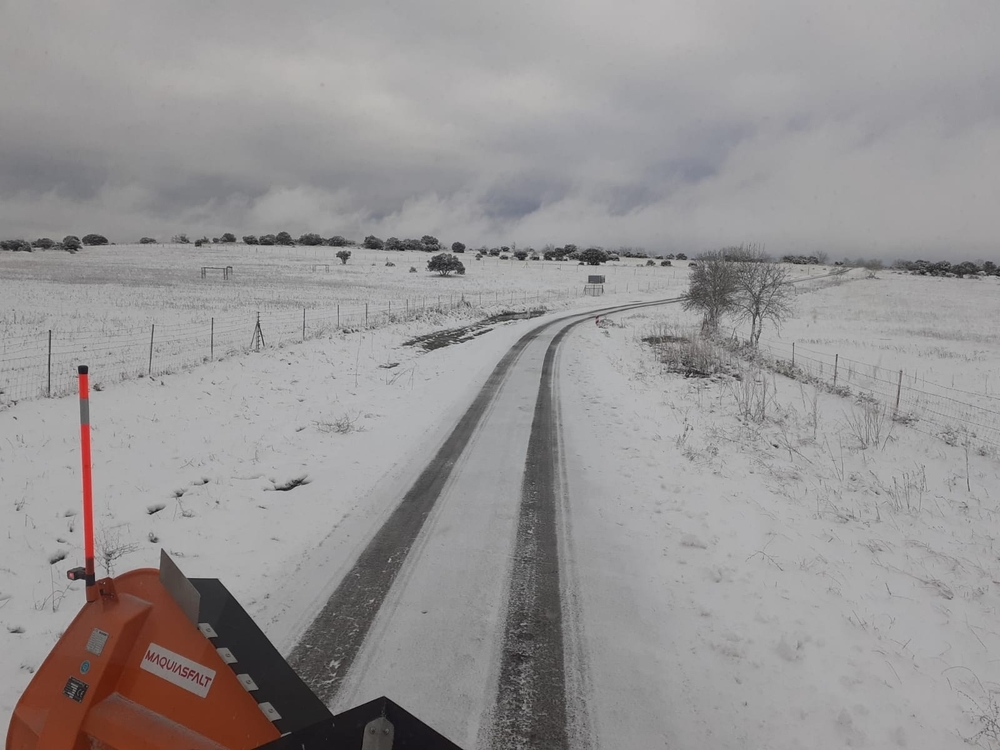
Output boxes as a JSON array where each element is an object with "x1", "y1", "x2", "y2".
[{"x1": 1, "y1": 1, "x2": 998, "y2": 258}]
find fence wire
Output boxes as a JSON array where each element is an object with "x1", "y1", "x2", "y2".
[
  {"x1": 753, "y1": 338, "x2": 1000, "y2": 454},
  {"x1": 0, "y1": 283, "x2": 658, "y2": 408}
]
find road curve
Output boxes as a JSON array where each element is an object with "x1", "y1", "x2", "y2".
[{"x1": 286, "y1": 296, "x2": 680, "y2": 746}]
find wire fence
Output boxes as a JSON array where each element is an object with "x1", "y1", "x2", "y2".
[
  {"x1": 750, "y1": 337, "x2": 1000, "y2": 455},
  {"x1": 0, "y1": 282, "x2": 663, "y2": 408}
]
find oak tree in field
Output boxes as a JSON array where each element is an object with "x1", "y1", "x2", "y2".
[
  {"x1": 580, "y1": 247, "x2": 609, "y2": 265},
  {"x1": 82, "y1": 234, "x2": 109, "y2": 246},
  {"x1": 275, "y1": 231, "x2": 294, "y2": 246},
  {"x1": 62, "y1": 235, "x2": 82, "y2": 251},
  {"x1": 362, "y1": 235, "x2": 384, "y2": 250},
  {"x1": 427, "y1": 253, "x2": 465, "y2": 276},
  {"x1": 243, "y1": 235, "x2": 258, "y2": 245},
  {"x1": 172, "y1": 234, "x2": 190, "y2": 244},
  {"x1": 451, "y1": 242, "x2": 466, "y2": 253},
  {"x1": 139, "y1": 237, "x2": 156, "y2": 244},
  {"x1": 336, "y1": 250, "x2": 351, "y2": 264},
  {"x1": 328, "y1": 235, "x2": 349, "y2": 246},
  {"x1": 220, "y1": 233, "x2": 237, "y2": 243}
]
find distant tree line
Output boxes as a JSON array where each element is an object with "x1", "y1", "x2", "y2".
[
  {"x1": 0, "y1": 234, "x2": 98, "y2": 252},
  {"x1": 892, "y1": 258, "x2": 999, "y2": 278}
]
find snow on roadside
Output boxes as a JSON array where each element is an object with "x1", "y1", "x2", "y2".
[
  {"x1": 561, "y1": 308, "x2": 1000, "y2": 749},
  {"x1": 0, "y1": 297, "x2": 628, "y2": 733}
]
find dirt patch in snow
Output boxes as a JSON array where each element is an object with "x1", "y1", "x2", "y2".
[{"x1": 403, "y1": 309, "x2": 547, "y2": 351}]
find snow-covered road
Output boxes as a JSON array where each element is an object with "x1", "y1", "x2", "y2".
[{"x1": 283, "y1": 298, "x2": 680, "y2": 749}]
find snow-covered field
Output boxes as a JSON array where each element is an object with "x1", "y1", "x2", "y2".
[
  {"x1": 3, "y1": 260, "x2": 996, "y2": 748},
  {"x1": 0, "y1": 244, "x2": 692, "y2": 403},
  {"x1": 566, "y1": 277, "x2": 1000, "y2": 749}
]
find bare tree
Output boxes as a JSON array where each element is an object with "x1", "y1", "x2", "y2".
[
  {"x1": 732, "y1": 249, "x2": 794, "y2": 346},
  {"x1": 683, "y1": 250, "x2": 739, "y2": 335}
]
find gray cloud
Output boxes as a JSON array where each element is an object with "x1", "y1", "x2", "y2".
[{"x1": 1, "y1": 1, "x2": 998, "y2": 258}]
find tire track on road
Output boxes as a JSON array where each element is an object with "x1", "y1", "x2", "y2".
[
  {"x1": 487, "y1": 300, "x2": 683, "y2": 749},
  {"x1": 288, "y1": 298, "x2": 681, "y2": 704}
]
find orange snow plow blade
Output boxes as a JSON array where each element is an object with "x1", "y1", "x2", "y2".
[
  {"x1": 6, "y1": 550, "x2": 463, "y2": 750},
  {"x1": 8, "y1": 551, "x2": 290, "y2": 749},
  {"x1": 8, "y1": 366, "x2": 464, "y2": 749}
]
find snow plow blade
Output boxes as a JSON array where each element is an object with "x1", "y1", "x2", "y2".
[{"x1": 6, "y1": 550, "x2": 463, "y2": 750}]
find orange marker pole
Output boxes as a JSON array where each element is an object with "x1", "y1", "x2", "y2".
[{"x1": 78, "y1": 365, "x2": 97, "y2": 602}]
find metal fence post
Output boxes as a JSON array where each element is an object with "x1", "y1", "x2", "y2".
[
  {"x1": 211, "y1": 318, "x2": 214, "y2": 360},
  {"x1": 792, "y1": 343, "x2": 795, "y2": 368},
  {"x1": 337, "y1": 305, "x2": 340, "y2": 329},
  {"x1": 148, "y1": 324, "x2": 155, "y2": 375},
  {"x1": 47, "y1": 330, "x2": 52, "y2": 397},
  {"x1": 833, "y1": 353, "x2": 839, "y2": 386},
  {"x1": 302, "y1": 307, "x2": 306, "y2": 341},
  {"x1": 895, "y1": 370, "x2": 903, "y2": 413}
]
